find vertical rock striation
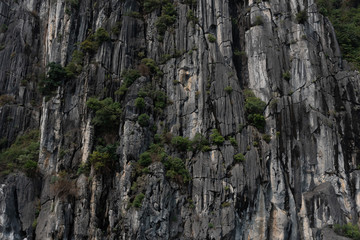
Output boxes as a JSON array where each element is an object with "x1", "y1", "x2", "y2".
[{"x1": 1, "y1": 0, "x2": 360, "y2": 239}]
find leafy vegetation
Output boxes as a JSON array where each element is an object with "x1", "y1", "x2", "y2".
[
  {"x1": 155, "y1": 2, "x2": 177, "y2": 39},
  {"x1": 210, "y1": 129, "x2": 225, "y2": 145},
  {"x1": 132, "y1": 193, "x2": 145, "y2": 208},
  {"x1": 171, "y1": 136, "x2": 191, "y2": 152},
  {"x1": 80, "y1": 28, "x2": 110, "y2": 54},
  {"x1": 163, "y1": 157, "x2": 191, "y2": 184},
  {"x1": 234, "y1": 153, "x2": 245, "y2": 163},
  {"x1": 39, "y1": 62, "x2": 68, "y2": 95},
  {"x1": 138, "y1": 113, "x2": 150, "y2": 127},
  {"x1": 65, "y1": 50, "x2": 84, "y2": 78},
  {"x1": 89, "y1": 144, "x2": 117, "y2": 173},
  {"x1": 296, "y1": 10, "x2": 308, "y2": 24},
  {"x1": 244, "y1": 89, "x2": 266, "y2": 132},
  {"x1": 334, "y1": 223, "x2": 360, "y2": 240},
  {"x1": 208, "y1": 34, "x2": 216, "y2": 43},
  {"x1": 0, "y1": 130, "x2": 40, "y2": 176},
  {"x1": 135, "y1": 97, "x2": 146, "y2": 110},
  {"x1": 316, "y1": 0, "x2": 360, "y2": 69},
  {"x1": 86, "y1": 97, "x2": 122, "y2": 131}
]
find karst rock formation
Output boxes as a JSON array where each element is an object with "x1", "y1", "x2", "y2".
[{"x1": 1, "y1": 0, "x2": 360, "y2": 239}]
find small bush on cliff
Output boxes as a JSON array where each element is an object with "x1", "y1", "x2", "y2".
[
  {"x1": 132, "y1": 193, "x2": 145, "y2": 208},
  {"x1": 86, "y1": 97, "x2": 122, "y2": 131},
  {"x1": 0, "y1": 130, "x2": 40, "y2": 176},
  {"x1": 138, "y1": 113, "x2": 150, "y2": 127},
  {"x1": 163, "y1": 157, "x2": 190, "y2": 184},
  {"x1": 210, "y1": 129, "x2": 225, "y2": 145},
  {"x1": 155, "y1": 2, "x2": 177, "y2": 40},
  {"x1": 296, "y1": 10, "x2": 308, "y2": 24},
  {"x1": 334, "y1": 223, "x2": 360, "y2": 240},
  {"x1": 39, "y1": 62, "x2": 68, "y2": 95},
  {"x1": 244, "y1": 89, "x2": 266, "y2": 132},
  {"x1": 316, "y1": 0, "x2": 360, "y2": 69},
  {"x1": 89, "y1": 144, "x2": 117, "y2": 173},
  {"x1": 171, "y1": 136, "x2": 191, "y2": 152}
]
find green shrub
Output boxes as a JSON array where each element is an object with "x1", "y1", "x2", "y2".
[
  {"x1": 163, "y1": 157, "x2": 190, "y2": 184},
  {"x1": 208, "y1": 34, "x2": 216, "y2": 43},
  {"x1": 244, "y1": 89, "x2": 266, "y2": 132},
  {"x1": 316, "y1": 0, "x2": 360, "y2": 69},
  {"x1": 141, "y1": 58, "x2": 162, "y2": 76},
  {"x1": 296, "y1": 10, "x2": 308, "y2": 24},
  {"x1": 115, "y1": 85, "x2": 128, "y2": 97},
  {"x1": 138, "y1": 114, "x2": 150, "y2": 127},
  {"x1": 135, "y1": 97, "x2": 146, "y2": 110},
  {"x1": 122, "y1": 69, "x2": 141, "y2": 87},
  {"x1": 86, "y1": 97, "x2": 122, "y2": 130},
  {"x1": 143, "y1": 0, "x2": 162, "y2": 13},
  {"x1": 282, "y1": 71, "x2": 291, "y2": 81},
  {"x1": 65, "y1": 50, "x2": 84, "y2": 78},
  {"x1": 190, "y1": 133, "x2": 210, "y2": 152},
  {"x1": 171, "y1": 136, "x2": 191, "y2": 152},
  {"x1": 89, "y1": 144, "x2": 117, "y2": 173},
  {"x1": 247, "y1": 114, "x2": 266, "y2": 132},
  {"x1": 94, "y1": 28, "x2": 110, "y2": 43},
  {"x1": 153, "y1": 90, "x2": 167, "y2": 109},
  {"x1": 234, "y1": 153, "x2": 245, "y2": 163},
  {"x1": 187, "y1": 9, "x2": 198, "y2": 24},
  {"x1": 80, "y1": 28, "x2": 110, "y2": 54},
  {"x1": 334, "y1": 223, "x2": 360, "y2": 240},
  {"x1": 253, "y1": 16, "x2": 263, "y2": 26},
  {"x1": 155, "y1": 2, "x2": 177, "y2": 37},
  {"x1": 139, "y1": 152, "x2": 152, "y2": 167},
  {"x1": 224, "y1": 86, "x2": 233, "y2": 94},
  {"x1": 39, "y1": 62, "x2": 68, "y2": 95},
  {"x1": 262, "y1": 134, "x2": 271, "y2": 143},
  {"x1": 229, "y1": 137, "x2": 237, "y2": 146},
  {"x1": 0, "y1": 130, "x2": 40, "y2": 176},
  {"x1": 210, "y1": 129, "x2": 225, "y2": 145},
  {"x1": 132, "y1": 193, "x2": 145, "y2": 208}
]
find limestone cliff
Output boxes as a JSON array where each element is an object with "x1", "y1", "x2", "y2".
[{"x1": 1, "y1": 0, "x2": 360, "y2": 239}]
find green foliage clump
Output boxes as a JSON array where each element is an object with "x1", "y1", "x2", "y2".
[
  {"x1": 135, "y1": 97, "x2": 146, "y2": 110},
  {"x1": 244, "y1": 89, "x2": 266, "y2": 132},
  {"x1": 224, "y1": 86, "x2": 233, "y2": 94},
  {"x1": 210, "y1": 129, "x2": 225, "y2": 145},
  {"x1": 229, "y1": 137, "x2": 237, "y2": 146},
  {"x1": 139, "y1": 152, "x2": 152, "y2": 167},
  {"x1": 65, "y1": 50, "x2": 84, "y2": 78},
  {"x1": 282, "y1": 71, "x2": 291, "y2": 81},
  {"x1": 316, "y1": 0, "x2": 360, "y2": 69},
  {"x1": 171, "y1": 136, "x2": 191, "y2": 152},
  {"x1": 132, "y1": 193, "x2": 145, "y2": 208},
  {"x1": 141, "y1": 58, "x2": 162, "y2": 76},
  {"x1": 163, "y1": 157, "x2": 190, "y2": 184},
  {"x1": 89, "y1": 144, "x2": 117, "y2": 173},
  {"x1": 186, "y1": 9, "x2": 198, "y2": 25},
  {"x1": 86, "y1": 97, "x2": 122, "y2": 131},
  {"x1": 143, "y1": 0, "x2": 162, "y2": 13},
  {"x1": 138, "y1": 113, "x2": 150, "y2": 127},
  {"x1": 0, "y1": 130, "x2": 40, "y2": 176},
  {"x1": 190, "y1": 133, "x2": 210, "y2": 152},
  {"x1": 296, "y1": 10, "x2": 308, "y2": 24},
  {"x1": 81, "y1": 28, "x2": 110, "y2": 54},
  {"x1": 253, "y1": 16, "x2": 264, "y2": 26},
  {"x1": 208, "y1": 34, "x2": 216, "y2": 43},
  {"x1": 155, "y1": 2, "x2": 177, "y2": 38},
  {"x1": 39, "y1": 62, "x2": 68, "y2": 95},
  {"x1": 334, "y1": 223, "x2": 360, "y2": 240},
  {"x1": 234, "y1": 153, "x2": 245, "y2": 163},
  {"x1": 262, "y1": 134, "x2": 271, "y2": 143}
]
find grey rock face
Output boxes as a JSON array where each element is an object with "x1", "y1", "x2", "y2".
[{"x1": 1, "y1": 0, "x2": 360, "y2": 239}]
